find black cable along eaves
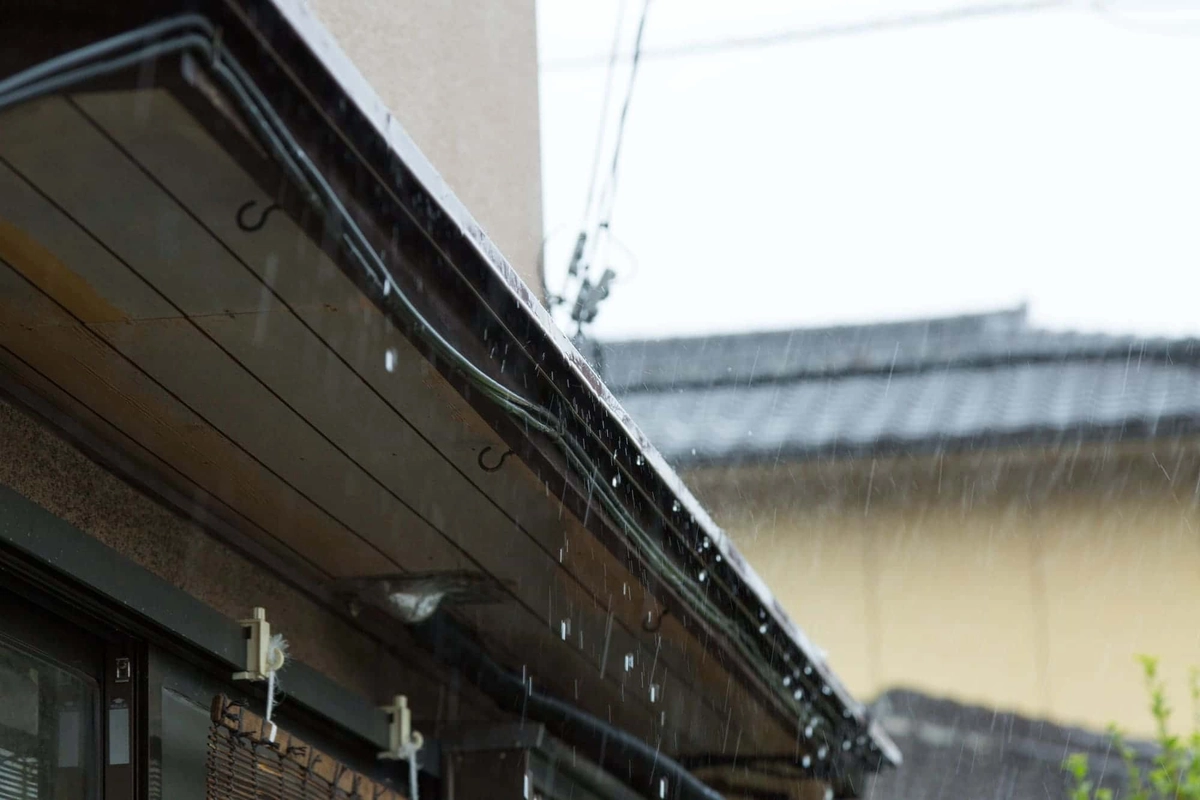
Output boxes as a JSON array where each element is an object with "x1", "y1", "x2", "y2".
[{"x1": 0, "y1": 13, "x2": 890, "y2": 771}]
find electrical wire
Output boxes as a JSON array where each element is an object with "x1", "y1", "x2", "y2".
[
  {"x1": 541, "y1": 0, "x2": 1070, "y2": 70},
  {"x1": 549, "y1": 0, "x2": 626, "y2": 316},
  {"x1": 579, "y1": 0, "x2": 629, "y2": 234},
  {"x1": 1090, "y1": 0, "x2": 1200, "y2": 37},
  {"x1": 0, "y1": 14, "x2": 773, "y2": 711},
  {"x1": 551, "y1": 0, "x2": 643, "y2": 326},
  {"x1": 4, "y1": 13, "x2": 797, "y2": 714},
  {"x1": 554, "y1": 0, "x2": 651, "y2": 331},
  {"x1": 582, "y1": 0, "x2": 652, "y2": 282},
  {"x1": 0, "y1": 17, "x2": 875, "y2": 762},
  {"x1": 412, "y1": 611, "x2": 725, "y2": 800}
]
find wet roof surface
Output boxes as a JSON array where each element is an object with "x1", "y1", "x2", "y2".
[
  {"x1": 864, "y1": 689, "x2": 1146, "y2": 800},
  {"x1": 585, "y1": 308, "x2": 1200, "y2": 464}
]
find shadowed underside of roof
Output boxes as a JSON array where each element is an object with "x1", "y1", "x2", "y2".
[{"x1": 586, "y1": 308, "x2": 1200, "y2": 465}]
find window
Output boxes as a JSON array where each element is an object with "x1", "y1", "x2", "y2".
[{"x1": 0, "y1": 629, "x2": 99, "y2": 800}]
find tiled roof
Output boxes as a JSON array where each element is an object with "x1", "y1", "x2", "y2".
[
  {"x1": 864, "y1": 689, "x2": 1150, "y2": 800},
  {"x1": 584, "y1": 308, "x2": 1200, "y2": 464}
]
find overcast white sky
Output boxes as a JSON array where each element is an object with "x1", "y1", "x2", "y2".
[{"x1": 536, "y1": 1, "x2": 1200, "y2": 340}]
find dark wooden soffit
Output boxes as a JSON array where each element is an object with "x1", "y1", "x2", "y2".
[{"x1": 0, "y1": 0, "x2": 899, "y2": 775}]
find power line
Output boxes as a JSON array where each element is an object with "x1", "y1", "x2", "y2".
[
  {"x1": 541, "y1": 0, "x2": 1069, "y2": 71},
  {"x1": 593, "y1": 0, "x2": 652, "y2": 241},
  {"x1": 556, "y1": 0, "x2": 629, "y2": 301},
  {"x1": 1090, "y1": 0, "x2": 1200, "y2": 37},
  {"x1": 560, "y1": 0, "x2": 653, "y2": 333},
  {"x1": 579, "y1": 0, "x2": 629, "y2": 230}
]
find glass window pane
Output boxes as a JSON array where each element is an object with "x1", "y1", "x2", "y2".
[{"x1": 0, "y1": 639, "x2": 97, "y2": 800}]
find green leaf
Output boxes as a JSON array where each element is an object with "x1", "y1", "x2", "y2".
[{"x1": 1065, "y1": 752, "x2": 1089, "y2": 781}]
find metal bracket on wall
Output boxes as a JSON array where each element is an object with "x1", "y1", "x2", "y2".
[
  {"x1": 378, "y1": 694, "x2": 424, "y2": 761},
  {"x1": 0, "y1": 483, "x2": 394, "y2": 752},
  {"x1": 233, "y1": 606, "x2": 277, "y2": 682}
]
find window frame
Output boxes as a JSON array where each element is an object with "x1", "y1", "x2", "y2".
[{"x1": 0, "y1": 585, "x2": 106, "y2": 800}]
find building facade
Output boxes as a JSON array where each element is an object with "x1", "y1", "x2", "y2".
[
  {"x1": 0, "y1": 3, "x2": 894, "y2": 800},
  {"x1": 592, "y1": 308, "x2": 1200, "y2": 737},
  {"x1": 304, "y1": 0, "x2": 544, "y2": 294}
]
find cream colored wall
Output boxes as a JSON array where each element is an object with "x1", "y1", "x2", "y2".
[
  {"x1": 687, "y1": 444, "x2": 1200, "y2": 737},
  {"x1": 308, "y1": 0, "x2": 544, "y2": 294}
]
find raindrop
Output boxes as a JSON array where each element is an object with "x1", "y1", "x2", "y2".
[
  {"x1": 624, "y1": 653, "x2": 634, "y2": 671},
  {"x1": 672, "y1": 500, "x2": 681, "y2": 512},
  {"x1": 697, "y1": 570, "x2": 707, "y2": 583},
  {"x1": 824, "y1": 790, "x2": 833, "y2": 800},
  {"x1": 793, "y1": 688, "x2": 804, "y2": 700},
  {"x1": 803, "y1": 666, "x2": 813, "y2": 676},
  {"x1": 611, "y1": 474, "x2": 620, "y2": 488},
  {"x1": 842, "y1": 740, "x2": 851, "y2": 751},
  {"x1": 715, "y1": 554, "x2": 722, "y2": 562},
  {"x1": 782, "y1": 676, "x2": 791, "y2": 687},
  {"x1": 636, "y1": 454, "x2": 644, "y2": 466},
  {"x1": 384, "y1": 348, "x2": 397, "y2": 372},
  {"x1": 560, "y1": 619, "x2": 570, "y2": 640},
  {"x1": 758, "y1": 623, "x2": 768, "y2": 634},
  {"x1": 817, "y1": 746, "x2": 828, "y2": 760},
  {"x1": 804, "y1": 725, "x2": 814, "y2": 738},
  {"x1": 801, "y1": 755, "x2": 812, "y2": 768},
  {"x1": 821, "y1": 685, "x2": 832, "y2": 696},
  {"x1": 649, "y1": 683, "x2": 660, "y2": 703},
  {"x1": 658, "y1": 778, "x2": 667, "y2": 799}
]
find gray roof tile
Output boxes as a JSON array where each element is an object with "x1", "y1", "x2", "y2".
[{"x1": 591, "y1": 309, "x2": 1200, "y2": 464}]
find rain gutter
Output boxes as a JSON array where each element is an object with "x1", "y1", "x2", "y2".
[
  {"x1": 0, "y1": 0, "x2": 899, "y2": 776},
  {"x1": 216, "y1": 0, "x2": 900, "y2": 772}
]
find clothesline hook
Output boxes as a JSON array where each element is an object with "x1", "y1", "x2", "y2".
[
  {"x1": 478, "y1": 445, "x2": 514, "y2": 473},
  {"x1": 237, "y1": 200, "x2": 280, "y2": 232}
]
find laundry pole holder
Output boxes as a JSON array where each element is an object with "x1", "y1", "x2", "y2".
[
  {"x1": 379, "y1": 695, "x2": 424, "y2": 760},
  {"x1": 232, "y1": 607, "x2": 288, "y2": 742},
  {"x1": 234, "y1": 607, "x2": 282, "y2": 681},
  {"x1": 379, "y1": 695, "x2": 424, "y2": 799}
]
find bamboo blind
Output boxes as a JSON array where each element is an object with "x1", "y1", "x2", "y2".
[{"x1": 206, "y1": 695, "x2": 405, "y2": 800}]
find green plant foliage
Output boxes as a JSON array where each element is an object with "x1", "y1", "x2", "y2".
[{"x1": 1065, "y1": 656, "x2": 1200, "y2": 799}]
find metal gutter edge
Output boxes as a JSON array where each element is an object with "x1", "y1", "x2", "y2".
[
  {"x1": 0, "y1": 483, "x2": 391, "y2": 750},
  {"x1": 261, "y1": 0, "x2": 895, "y2": 768}
]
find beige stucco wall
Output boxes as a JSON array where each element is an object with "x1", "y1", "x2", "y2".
[
  {"x1": 308, "y1": 0, "x2": 544, "y2": 294},
  {"x1": 687, "y1": 443, "x2": 1200, "y2": 737}
]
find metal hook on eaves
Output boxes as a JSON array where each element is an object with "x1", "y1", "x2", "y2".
[
  {"x1": 477, "y1": 445, "x2": 514, "y2": 473},
  {"x1": 236, "y1": 200, "x2": 281, "y2": 232}
]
